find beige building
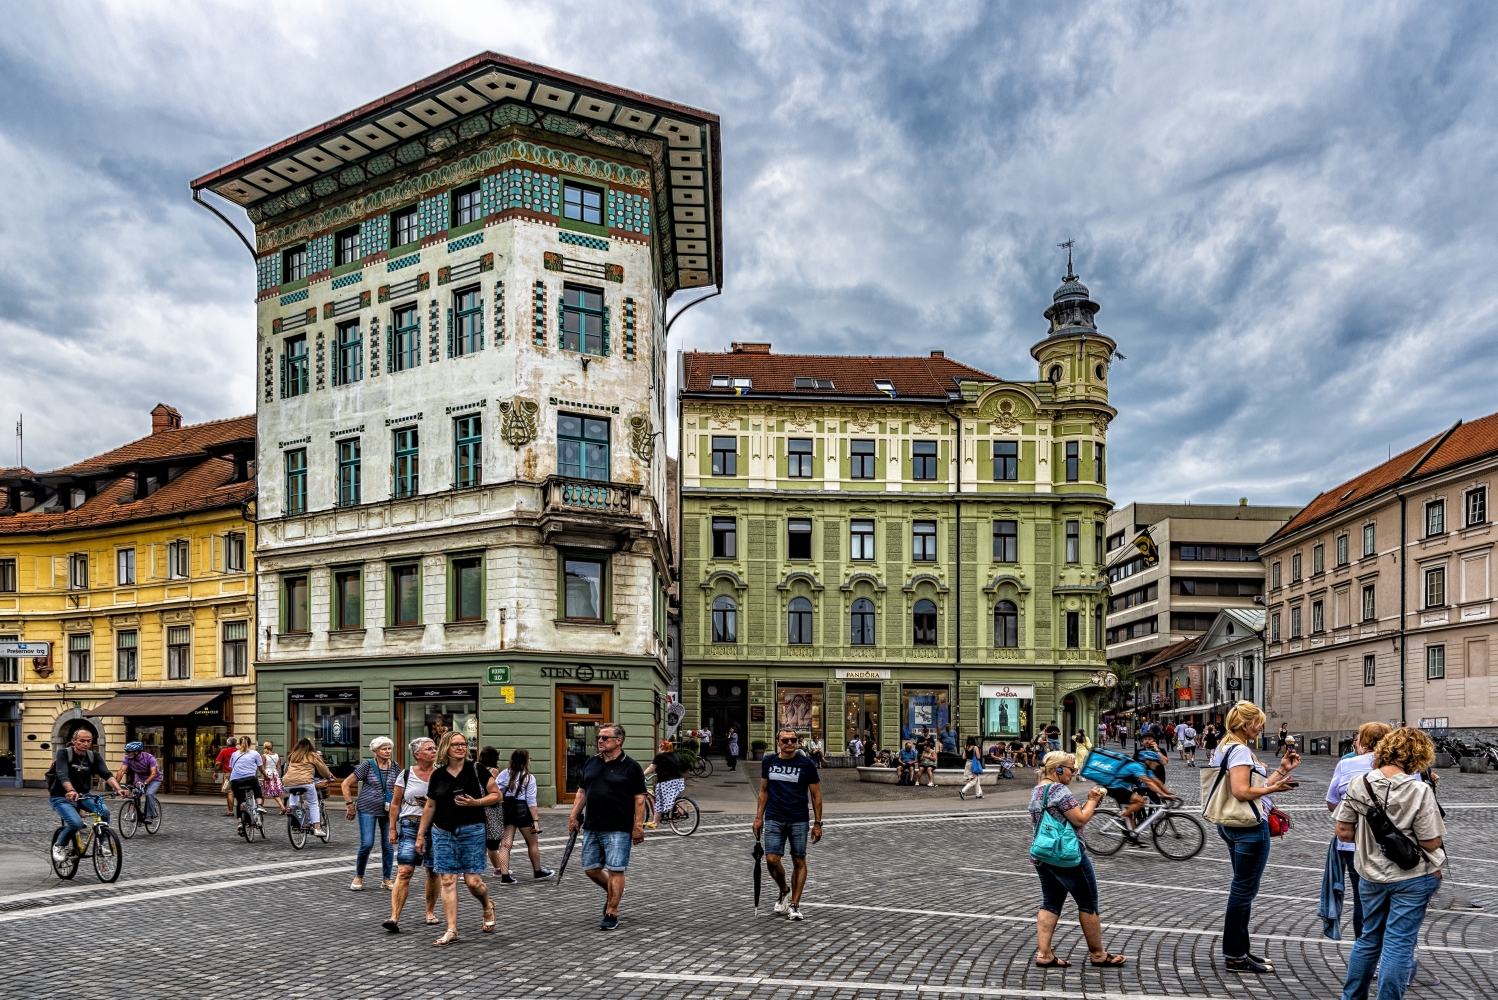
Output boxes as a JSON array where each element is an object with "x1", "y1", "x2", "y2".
[{"x1": 1261, "y1": 411, "x2": 1498, "y2": 745}]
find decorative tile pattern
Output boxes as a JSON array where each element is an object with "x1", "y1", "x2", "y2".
[
  {"x1": 533, "y1": 281, "x2": 547, "y2": 347},
  {"x1": 365, "y1": 213, "x2": 389, "y2": 253},
  {"x1": 280, "y1": 288, "x2": 309, "y2": 306},
  {"x1": 624, "y1": 297, "x2": 636, "y2": 361},
  {"x1": 607, "y1": 191, "x2": 651, "y2": 235},
  {"x1": 606, "y1": 263, "x2": 624, "y2": 283},
  {"x1": 417, "y1": 192, "x2": 449, "y2": 240},
  {"x1": 492, "y1": 166, "x2": 560, "y2": 216},
  {"x1": 447, "y1": 231, "x2": 485, "y2": 253},
  {"x1": 491, "y1": 104, "x2": 537, "y2": 128},
  {"x1": 308, "y1": 233, "x2": 334, "y2": 275},
  {"x1": 369, "y1": 316, "x2": 381, "y2": 377},
  {"x1": 480, "y1": 252, "x2": 494, "y2": 273},
  {"x1": 257, "y1": 254, "x2": 281, "y2": 291},
  {"x1": 330, "y1": 271, "x2": 364, "y2": 290},
  {"x1": 559, "y1": 231, "x2": 609, "y2": 251},
  {"x1": 428, "y1": 299, "x2": 440, "y2": 363},
  {"x1": 388, "y1": 253, "x2": 421, "y2": 272},
  {"x1": 263, "y1": 346, "x2": 275, "y2": 402},
  {"x1": 315, "y1": 330, "x2": 326, "y2": 390},
  {"x1": 543, "y1": 251, "x2": 564, "y2": 272},
  {"x1": 494, "y1": 280, "x2": 504, "y2": 346},
  {"x1": 446, "y1": 306, "x2": 454, "y2": 358},
  {"x1": 602, "y1": 304, "x2": 610, "y2": 357}
]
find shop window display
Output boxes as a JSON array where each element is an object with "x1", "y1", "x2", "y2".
[{"x1": 900, "y1": 687, "x2": 949, "y2": 741}]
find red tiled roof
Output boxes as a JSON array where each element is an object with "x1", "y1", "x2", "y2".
[
  {"x1": 682, "y1": 350, "x2": 994, "y2": 399},
  {"x1": 1140, "y1": 636, "x2": 1203, "y2": 670},
  {"x1": 53, "y1": 415, "x2": 255, "y2": 476},
  {"x1": 1272, "y1": 409, "x2": 1498, "y2": 540}
]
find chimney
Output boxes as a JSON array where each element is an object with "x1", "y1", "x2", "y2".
[
  {"x1": 731, "y1": 342, "x2": 771, "y2": 353},
  {"x1": 151, "y1": 404, "x2": 182, "y2": 435},
  {"x1": 930, "y1": 350, "x2": 944, "y2": 358},
  {"x1": 1239, "y1": 497, "x2": 1248, "y2": 506}
]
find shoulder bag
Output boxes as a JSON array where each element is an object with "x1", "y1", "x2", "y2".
[
  {"x1": 1201, "y1": 743, "x2": 1265, "y2": 828},
  {"x1": 368, "y1": 758, "x2": 394, "y2": 811},
  {"x1": 1358, "y1": 775, "x2": 1427, "y2": 870},
  {"x1": 970, "y1": 748, "x2": 985, "y2": 774},
  {"x1": 1030, "y1": 783, "x2": 1083, "y2": 867}
]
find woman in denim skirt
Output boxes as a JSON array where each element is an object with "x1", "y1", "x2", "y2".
[{"x1": 416, "y1": 731, "x2": 500, "y2": 946}]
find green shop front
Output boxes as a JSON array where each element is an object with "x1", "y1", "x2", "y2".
[{"x1": 256, "y1": 652, "x2": 669, "y2": 806}]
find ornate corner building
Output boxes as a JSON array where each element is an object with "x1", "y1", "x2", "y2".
[
  {"x1": 677, "y1": 266, "x2": 1117, "y2": 756},
  {"x1": 192, "y1": 53, "x2": 719, "y2": 804}
]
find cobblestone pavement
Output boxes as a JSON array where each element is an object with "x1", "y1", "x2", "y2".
[{"x1": 2, "y1": 754, "x2": 1494, "y2": 999}]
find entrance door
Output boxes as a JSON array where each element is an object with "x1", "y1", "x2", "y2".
[
  {"x1": 699, "y1": 679, "x2": 748, "y2": 761},
  {"x1": 556, "y1": 686, "x2": 612, "y2": 804},
  {"x1": 843, "y1": 684, "x2": 881, "y2": 753},
  {"x1": 1061, "y1": 695, "x2": 1077, "y2": 751}
]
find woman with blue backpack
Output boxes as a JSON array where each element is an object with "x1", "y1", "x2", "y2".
[{"x1": 1029, "y1": 750, "x2": 1127, "y2": 968}]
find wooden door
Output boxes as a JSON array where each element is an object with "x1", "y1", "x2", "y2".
[{"x1": 555, "y1": 686, "x2": 612, "y2": 804}]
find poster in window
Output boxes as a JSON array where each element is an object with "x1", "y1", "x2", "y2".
[
  {"x1": 777, "y1": 686, "x2": 823, "y2": 735},
  {"x1": 900, "y1": 687, "x2": 950, "y2": 740}
]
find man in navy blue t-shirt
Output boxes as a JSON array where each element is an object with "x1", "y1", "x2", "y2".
[{"x1": 753, "y1": 727, "x2": 823, "y2": 921}]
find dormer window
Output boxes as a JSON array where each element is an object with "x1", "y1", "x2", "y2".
[
  {"x1": 873, "y1": 379, "x2": 896, "y2": 397},
  {"x1": 794, "y1": 377, "x2": 835, "y2": 389},
  {"x1": 710, "y1": 375, "x2": 730, "y2": 388}
]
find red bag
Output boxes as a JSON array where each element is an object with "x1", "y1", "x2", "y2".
[{"x1": 1267, "y1": 806, "x2": 1293, "y2": 838}]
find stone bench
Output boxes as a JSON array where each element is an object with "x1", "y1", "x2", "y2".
[{"x1": 856, "y1": 766, "x2": 1002, "y2": 786}]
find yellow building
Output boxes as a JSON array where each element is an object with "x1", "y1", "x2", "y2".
[{"x1": 0, "y1": 405, "x2": 256, "y2": 793}]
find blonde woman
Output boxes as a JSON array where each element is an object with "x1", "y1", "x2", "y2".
[
  {"x1": 1209, "y1": 701, "x2": 1301, "y2": 974},
  {"x1": 1072, "y1": 730, "x2": 1092, "y2": 773},
  {"x1": 414, "y1": 731, "x2": 499, "y2": 945},
  {"x1": 1028, "y1": 751, "x2": 1123, "y2": 967}
]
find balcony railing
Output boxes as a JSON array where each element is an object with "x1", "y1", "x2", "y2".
[
  {"x1": 546, "y1": 477, "x2": 636, "y2": 515},
  {"x1": 540, "y1": 476, "x2": 647, "y2": 551}
]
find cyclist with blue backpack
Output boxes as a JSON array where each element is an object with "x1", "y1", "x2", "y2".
[{"x1": 1088, "y1": 743, "x2": 1174, "y2": 842}]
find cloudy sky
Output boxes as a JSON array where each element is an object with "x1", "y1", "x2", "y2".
[{"x1": 3, "y1": 1, "x2": 1495, "y2": 508}]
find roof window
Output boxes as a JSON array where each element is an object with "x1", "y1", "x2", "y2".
[
  {"x1": 733, "y1": 378, "x2": 752, "y2": 389},
  {"x1": 710, "y1": 375, "x2": 730, "y2": 388},
  {"x1": 793, "y1": 377, "x2": 835, "y2": 389},
  {"x1": 873, "y1": 379, "x2": 897, "y2": 397}
]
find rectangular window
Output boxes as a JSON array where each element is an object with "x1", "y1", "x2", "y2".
[
  {"x1": 850, "y1": 520, "x2": 875, "y2": 560},
  {"x1": 68, "y1": 553, "x2": 88, "y2": 590},
  {"x1": 711, "y1": 436, "x2": 738, "y2": 476},
  {"x1": 1427, "y1": 645, "x2": 1445, "y2": 680},
  {"x1": 912, "y1": 440, "x2": 937, "y2": 480},
  {"x1": 393, "y1": 427, "x2": 420, "y2": 499},
  {"x1": 787, "y1": 519, "x2": 813, "y2": 560},
  {"x1": 1363, "y1": 654, "x2": 1376, "y2": 687},
  {"x1": 1290, "y1": 606, "x2": 1302, "y2": 638},
  {"x1": 1094, "y1": 442, "x2": 1106, "y2": 483},
  {"x1": 1066, "y1": 611, "x2": 1080, "y2": 648},
  {"x1": 1094, "y1": 522, "x2": 1104, "y2": 563},
  {"x1": 558, "y1": 415, "x2": 610, "y2": 481},
  {"x1": 912, "y1": 521, "x2": 937, "y2": 562},
  {"x1": 1362, "y1": 584, "x2": 1376, "y2": 621},
  {"x1": 453, "y1": 183, "x2": 482, "y2": 227},
  {"x1": 222, "y1": 621, "x2": 248, "y2": 677},
  {"x1": 993, "y1": 441, "x2": 1018, "y2": 481},
  {"x1": 1271, "y1": 561, "x2": 1281, "y2": 589},
  {"x1": 393, "y1": 304, "x2": 421, "y2": 371},
  {"x1": 167, "y1": 540, "x2": 190, "y2": 579},
  {"x1": 454, "y1": 415, "x2": 482, "y2": 488},
  {"x1": 1363, "y1": 523, "x2": 1376, "y2": 557},
  {"x1": 1468, "y1": 487, "x2": 1488, "y2": 527},
  {"x1": 451, "y1": 556, "x2": 484, "y2": 621},
  {"x1": 1271, "y1": 612, "x2": 1281, "y2": 642},
  {"x1": 336, "y1": 320, "x2": 362, "y2": 385},
  {"x1": 115, "y1": 630, "x2": 138, "y2": 682},
  {"x1": 1336, "y1": 534, "x2": 1348, "y2": 567},
  {"x1": 787, "y1": 438, "x2": 814, "y2": 478},
  {"x1": 283, "y1": 575, "x2": 310, "y2": 633},
  {"x1": 712, "y1": 518, "x2": 737, "y2": 559},
  {"x1": 68, "y1": 634, "x2": 91, "y2": 682},
  {"x1": 0, "y1": 559, "x2": 14, "y2": 593},
  {"x1": 391, "y1": 206, "x2": 418, "y2": 248},
  {"x1": 282, "y1": 244, "x2": 307, "y2": 282},
  {"x1": 850, "y1": 439, "x2": 876, "y2": 479},
  {"x1": 1425, "y1": 567, "x2": 1445, "y2": 608},
  {"x1": 562, "y1": 182, "x2": 604, "y2": 225},
  {"x1": 166, "y1": 625, "x2": 191, "y2": 680},
  {"x1": 284, "y1": 334, "x2": 309, "y2": 396},
  {"x1": 1065, "y1": 441, "x2": 1079, "y2": 482},
  {"x1": 561, "y1": 285, "x2": 605, "y2": 354},
  {"x1": 1291, "y1": 553, "x2": 1302, "y2": 582},
  {"x1": 1426, "y1": 500, "x2": 1445, "y2": 537},
  {"x1": 390, "y1": 564, "x2": 421, "y2": 626},
  {"x1": 285, "y1": 449, "x2": 307, "y2": 515},
  {"x1": 1312, "y1": 600, "x2": 1324, "y2": 633},
  {"x1": 1180, "y1": 544, "x2": 1261, "y2": 562},
  {"x1": 335, "y1": 225, "x2": 361, "y2": 266},
  {"x1": 1065, "y1": 520, "x2": 1080, "y2": 563},
  {"x1": 225, "y1": 532, "x2": 246, "y2": 572},
  {"x1": 563, "y1": 557, "x2": 604, "y2": 620},
  {"x1": 116, "y1": 548, "x2": 135, "y2": 586},
  {"x1": 1312, "y1": 543, "x2": 1324, "y2": 575},
  {"x1": 993, "y1": 520, "x2": 1018, "y2": 562},
  {"x1": 334, "y1": 569, "x2": 363, "y2": 630},
  {"x1": 454, "y1": 286, "x2": 482, "y2": 356},
  {"x1": 337, "y1": 439, "x2": 361, "y2": 506}
]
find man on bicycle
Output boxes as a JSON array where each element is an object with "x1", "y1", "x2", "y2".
[
  {"x1": 48, "y1": 728, "x2": 125, "y2": 863},
  {"x1": 1101, "y1": 751, "x2": 1174, "y2": 840},
  {"x1": 115, "y1": 741, "x2": 161, "y2": 821}
]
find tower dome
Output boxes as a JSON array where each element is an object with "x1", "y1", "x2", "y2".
[{"x1": 1043, "y1": 245, "x2": 1100, "y2": 336}]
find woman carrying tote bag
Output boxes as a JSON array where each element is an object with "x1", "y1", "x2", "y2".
[
  {"x1": 958, "y1": 737, "x2": 985, "y2": 800},
  {"x1": 1203, "y1": 701, "x2": 1301, "y2": 974}
]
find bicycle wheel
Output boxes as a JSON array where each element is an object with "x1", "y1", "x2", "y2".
[
  {"x1": 288, "y1": 813, "x2": 308, "y2": 850},
  {"x1": 699, "y1": 757, "x2": 714, "y2": 777},
  {"x1": 144, "y1": 799, "x2": 163, "y2": 835},
  {"x1": 49, "y1": 827, "x2": 79, "y2": 880},
  {"x1": 240, "y1": 805, "x2": 254, "y2": 844},
  {"x1": 119, "y1": 800, "x2": 139, "y2": 839},
  {"x1": 1082, "y1": 799, "x2": 1128, "y2": 856},
  {"x1": 688, "y1": 758, "x2": 705, "y2": 778},
  {"x1": 1152, "y1": 812, "x2": 1206, "y2": 861},
  {"x1": 93, "y1": 826, "x2": 123, "y2": 883},
  {"x1": 668, "y1": 797, "x2": 700, "y2": 836}
]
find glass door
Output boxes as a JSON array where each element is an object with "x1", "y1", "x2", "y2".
[
  {"x1": 556, "y1": 686, "x2": 611, "y2": 804},
  {"x1": 843, "y1": 685, "x2": 881, "y2": 753},
  {"x1": 0, "y1": 719, "x2": 15, "y2": 782},
  {"x1": 193, "y1": 725, "x2": 229, "y2": 791},
  {"x1": 169, "y1": 726, "x2": 194, "y2": 792}
]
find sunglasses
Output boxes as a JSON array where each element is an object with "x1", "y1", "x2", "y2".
[
  {"x1": 598, "y1": 735, "x2": 621, "y2": 742},
  {"x1": 778, "y1": 737, "x2": 799, "y2": 744}
]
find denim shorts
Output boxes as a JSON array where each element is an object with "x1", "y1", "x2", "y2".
[
  {"x1": 581, "y1": 829, "x2": 633, "y2": 872},
  {"x1": 1036, "y1": 853, "x2": 1099, "y2": 915},
  {"x1": 430, "y1": 822, "x2": 487, "y2": 875},
  {"x1": 762, "y1": 819, "x2": 809, "y2": 859},
  {"x1": 396, "y1": 817, "x2": 432, "y2": 868}
]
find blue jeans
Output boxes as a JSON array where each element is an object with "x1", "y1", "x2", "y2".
[
  {"x1": 356, "y1": 812, "x2": 393, "y2": 880},
  {"x1": 51, "y1": 794, "x2": 110, "y2": 848},
  {"x1": 1340, "y1": 873, "x2": 1440, "y2": 1000},
  {"x1": 1217, "y1": 821, "x2": 1270, "y2": 959},
  {"x1": 139, "y1": 778, "x2": 161, "y2": 820},
  {"x1": 762, "y1": 819, "x2": 809, "y2": 859}
]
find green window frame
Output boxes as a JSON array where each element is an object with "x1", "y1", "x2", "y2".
[
  {"x1": 392, "y1": 304, "x2": 421, "y2": 371},
  {"x1": 562, "y1": 555, "x2": 607, "y2": 622},
  {"x1": 454, "y1": 415, "x2": 482, "y2": 488},
  {"x1": 558, "y1": 414, "x2": 609, "y2": 481},
  {"x1": 335, "y1": 225, "x2": 361, "y2": 266},
  {"x1": 449, "y1": 554, "x2": 485, "y2": 622},
  {"x1": 283, "y1": 335, "x2": 309, "y2": 397},
  {"x1": 452, "y1": 183, "x2": 482, "y2": 227},
  {"x1": 282, "y1": 574, "x2": 310, "y2": 633},
  {"x1": 561, "y1": 284, "x2": 605, "y2": 355},
  {"x1": 393, "y1": 427, "x2": 419, "y2": 499},
  {"x1": 391, "y1": 206, "x2": 418, "y2": 249},
  {"x1": 388, "y1": 563, "x2": 421, "y2": 626},
  {"x1": 284, "y1": 449, "x2": 307, "y2": 515},
  {"x1": 562, "y1": 181, "x2": 604, "y2": 226},
  {"x1": 336, "y1": 320, "x2": 362, "y2": 385},
  {"x1": 282, "y1": 244, "x2": 307, "y2": 282},
  {"x1": 453, "y1": 285, "x2": 483, "y2": 356},
  {"x1": 337, "y1": 438, "x2": 361, "y2": 507},
  {"x1": 333, "y1": 569, "x2": 362, "y2": 630}
]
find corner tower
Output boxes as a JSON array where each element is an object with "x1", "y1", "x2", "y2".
[{"x1": 1031, "y1": 249, "x2": 1116, "y2": 415}]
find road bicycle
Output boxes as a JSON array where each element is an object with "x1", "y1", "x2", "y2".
[
  {"x1": 118, "y1": 783, "x2": 163, "y2": 839},
  {"x1": 1083, "y1": 795, "x2": 1206, "y2": 860},
  {"x1": 287, "y1": 783, "x2": 332, "y2": 850},
  {"x1": 643, "y1": 785, "x2": 700, "y2": 835},
  {"x1": 237, "y1": 786, "x2": 267, "y2": 843},
  {"x1": 687, "y1": 755, "x2": 714, "y2": 779},
  {"x1": 50, "y1": 801, "x2": 123, "y2": 883}
]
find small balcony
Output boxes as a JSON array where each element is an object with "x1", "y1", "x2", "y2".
[{"x1": 541, "y1": 475, "x2": 648, "y2": 551}]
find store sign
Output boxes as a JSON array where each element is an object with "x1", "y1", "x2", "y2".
[
  {"x1": 1177, "y1": 686, "x2": 1193, "y2": 703},
  {"x1": 289, "y1": 689, "x2": 360, "y2": 702},
  {"x1": 1226, "y1": 677, "x2": 1242, "y2": 691},
  {"x1": 1419, "y1": 717, "x2": 1449, "y2": 730},
  {"x1": 540, "y1": 666, "x2": 631, "y2": 681},
  {"x1": 0, "y1": 642, "x2": 49, "y2": 658},
  {"x1": 834, "y1": 668, "x2": 891, "y2": 680},
  {"x1": 393, "y1": 685, "x2": 476, "y2": 700},
  {"x1": 750, "y1": 705, "x2": 766, "y2": 722},
  {"x1": 486, "y1": 664, "x2": 511, "y2": 684},
  {"x1": 978, "y1": 683, "x2": 1034, "y2": 700}
]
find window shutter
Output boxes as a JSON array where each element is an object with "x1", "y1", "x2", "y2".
[{"x1": 602, "y1": 304, "x2": 610, "y2": 356}]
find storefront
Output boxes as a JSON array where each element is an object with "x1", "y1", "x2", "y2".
[
  {"x1": 288, "y1": 687, "x2": 362, "y2": 781},
  {"x1": 0, "y1": 698, "x2": 19, "y2": 788},
  {"x1": 698, "y1": 678, "x2": 748, "y2": 755},
  {"x1": 979, "y1": 682, "x2": 1034, "y2": 742},
  {"x1": 393, "y1": 684, "x2": 479, "y2": 761},
  {"x1": 900, "y1": 683, "x2": 951, "y2": 742},
  {"x1": 839, "y1": 668, "x2": 885, "y2": 751},
  {"x1": 776, "y1": 682, "x2": 825, "y2": 743},
  {"x1": 86, "y1": 689, "x2": 233, "y2": 795}
]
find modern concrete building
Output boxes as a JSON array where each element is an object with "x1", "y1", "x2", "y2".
[
  {"x1": 1261, "y1": 411, "x2": 1498, "y2": 747},
  {"x1": 192, "y1": 53, "x2": 719, "y2": 803}
]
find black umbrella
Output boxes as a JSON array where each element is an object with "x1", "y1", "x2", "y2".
[
  {"x1": 556, "y1": 818, "x2": 581, "y2": 884},
  {"x1": 752, "y1": 833, "x2": 765, "y2": 914}
]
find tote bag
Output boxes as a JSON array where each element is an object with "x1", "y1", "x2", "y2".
[
  {"x1": 1201, "y1": 743, "x2": 1265, "y2": 828},
  {"x1": 1030, "y1": 784, "x2": 1083, "y2": 867}
]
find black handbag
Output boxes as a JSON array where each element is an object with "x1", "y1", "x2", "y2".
[{"x1": 1360, "y1": 775, "x2": 1427, "y2": 870}]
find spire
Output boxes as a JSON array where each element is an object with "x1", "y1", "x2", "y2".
[
  {"x1": 1044, "y1": 243, "x2": 1100, "y2": 336},
  {"x1": 1059, "y1": 239, "x2": 1077, "y2": 281}
]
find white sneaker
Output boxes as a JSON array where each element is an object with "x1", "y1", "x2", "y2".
[
  {"x1": 773, "y1": 891, "x2": 789, "y2": 916},
  {"x1": 52, "y1": 844, "x2": 70, "y2": 863},
  {"x1": 787, "y1": 904, "x2": 803, "y2": 921}
]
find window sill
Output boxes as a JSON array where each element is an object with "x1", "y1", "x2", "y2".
[
  {"x1": 555, "y1": 619, "x2": 617, "y2": 630},
  {"x1": 331, "y1": 260, "x2": 362, "y2": 277},
  {"x1": 558, "y1": 217, "x2": 609, "y2": 239},
  {"x1": 278, "y1": 277, "x2": 309, "y2": 294},
  {"x1": 447, "y1": 220, "x2": 484, "y2": 240},
  {"x1": 445, "y1": 620, "x2": 486, "y2": 631},
  {"x1": 389, "y1": 240, "x2": 420, "y2": 257},
  {"x1": 331, "y1": 627, "x2": 367, "y2": 636},
  {"x1": 276, "y1": 632, "x2": 312, "y2": 643},
  {"x1": 383, "y1": 624, "x2": 425, "y2": 634}
]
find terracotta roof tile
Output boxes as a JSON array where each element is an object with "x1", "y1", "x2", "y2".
[
  {"x1": 1140, "y1": 635, "x2": 1203, "y2": 670},
  {"x1": 682, "y1": 350, "x2": 994, "y2": 399},
  {"x1": 54, "y1": 415, "x2": 255, "y2": 476}
]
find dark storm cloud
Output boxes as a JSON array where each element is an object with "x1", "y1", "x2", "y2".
[{"x1": 2, "y1": 1, "x2": 1496, "y2": 508}]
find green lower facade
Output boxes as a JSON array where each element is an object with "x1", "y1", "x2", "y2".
[
  {"x1": 681, "y1": 661, "x2": 1106, "y2": 758},
  {"x1": 254, "y1": 651, "x2": 670, "y2": 807}
]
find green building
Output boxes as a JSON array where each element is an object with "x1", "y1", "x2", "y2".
[{"x1": 677, "y1": 264, "x2": 1116, "y2": 757}]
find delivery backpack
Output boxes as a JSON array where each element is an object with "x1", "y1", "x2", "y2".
[{"x1": 1078, "y1": 745, "x2": 1132, "y2": 786}]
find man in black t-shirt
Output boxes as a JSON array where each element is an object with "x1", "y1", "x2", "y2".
[
  {"x1": 753, "y1": 727, "x2": 824, "y2": 921},
  {"x1": 568, "y1": 723, "x2": 646, "y2": 931},
  {"x1": 48, "y1": 728, "x2": 124, "y2": 863}
]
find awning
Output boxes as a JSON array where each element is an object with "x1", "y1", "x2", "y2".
[
  {"x1": 86, "y1": 690, "x2": 225, "y2": 718},
  {"x1": 1156, "y1": 701, "x2": 1227, "y2": 718}
]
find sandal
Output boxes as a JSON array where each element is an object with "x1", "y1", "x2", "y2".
[
  {"x1": 1090, "y1": 954, "x2": 1128, "y2": 967},
  {"x1": 1035, "y1": 957, "x2": 1071, "y2": 968},
  {"x1": 382, "y1": 919, "x2": 400, "y2": 933},
  {"x1": 482, "y1": 901, "x2": 496, "y2": 932},
  {"x1": 350, "y1": 879, "x2": 364, "y2": 891},
  {"x1": 425, "y1": 915, "x2": 441, "y2": 925},
  {"x1": 433, "y1": 930, "x2": 459, "y2": 947}
]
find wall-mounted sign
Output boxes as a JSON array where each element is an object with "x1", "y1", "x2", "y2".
[
  {"x1": 500, "y1": 686, "x2": 516, "y2": 704},
  {"x1": 750, "y1": 705, "x2": 766, "y2": 722},
  {"x1": 393, "y1": 685, "x2": 476, "y2": 700},
  {"x1": 0, "y1": 642, "x2": 49, "y2": 658},
  {"x1": 540, "y1": 666, "x2": 631, "y2": 681},
  {"x1": 834, "y1": 668, "x2": 891, "y2": 680},
  {"x1": 1419, "y1": 717, "x2": 1449, "y2": 730},
  {"x1": 289, "y1": 689, "x2": 360, "y2": 702},
  {"x1": 978, "y1": 683, "x2": 1035, "y2": 700},
  {"x1": 1226, "y1": 677, "x2": 1242, "y2": 691},
  {"x1": 486, "y1": 665, "x2": 511, "y2": 684}
]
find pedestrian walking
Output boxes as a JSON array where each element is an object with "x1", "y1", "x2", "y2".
[
  {"x1": 384, "y1": 737, "x2": 441, "y2": 933},
  {"x1": 492, "y1": 749, "x2": 552, "y2": 883},
  {"x1": 281, "y1": 738, "x2": 334, "y2": 839},
  {"x1": 260, "y1": 741, "x2": 286, "y2": 813},
  {"x1": 213, "y1": 736, "x2": 237, "y2": 816},
  {"x1": 959, "y1": 737, "x2": 985, "y2": 800},
  {"x1": 1206, "y1": 701, "x2": 1301, "y2": 974},
  {"x1": 1276, "y1": 722, "x2": 1290, "y2": 757},
  {"x1": 1029, "y1": 751, "x2": 1125, "y2": 968},
  {"x1": 725, "y1": 725, "x2": 740, "y2": 771},
  {"x1": 644, "y1": 739, "x2": 686, "y2": 830},
  {"x1": 753, "y1": 727, "x2": 823, "y2": 921},
  {"x1": 567, "y1": 722, "x2": 647, "y2": 931},
  {"x1": 343, "y1": 736, "x2": 399, "y2": 891},
  {"x1": 415, "y1": 731, "x2": 498, "y2": 946},
  {"x1": 1324, "y1": 722, "x2": 1394, "y2": 939},
  {"x1": 1179, "y1": 724, "x2": 1198, "y2": 766},
  {"x1": 1045, "y1": 722, "x2": 1062, "y2": 752},
  {"x1": 1334, "y1": 727, "x2": 1446, "y2": 1000},
  {"x1": 1072, "y1": 730, "x2": 1092, "y2": 774}
]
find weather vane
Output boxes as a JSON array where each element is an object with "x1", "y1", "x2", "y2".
[{"x1": 1057, "y1": 239, "x2": 1076, "y2": 281}]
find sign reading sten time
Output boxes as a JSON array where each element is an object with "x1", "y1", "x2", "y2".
[{"x1": 540, "y1": 665, "x2": 631, "y2": 681}]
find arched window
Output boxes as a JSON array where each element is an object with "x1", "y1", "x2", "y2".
[
  {"x1": 711, "y1": 595, "x2": 737, "y2": 644},
  {"x1": 850, "y1": 598, "x2": 875, "y2": 646},
  {"x1": 788, "y1": 597, "x2": 813, "y2": 645},
  {"x1": 913, "y1": 599, "x2": 937, "y2": 646},
  {"x1": 995, "y1": 600, "x2": 1018, "y2": 648}
]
